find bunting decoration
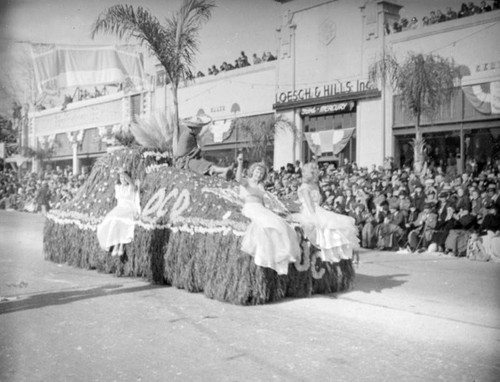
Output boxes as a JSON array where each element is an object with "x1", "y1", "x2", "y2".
[
  {"x1": 30, "y1": 44, "x2": 145, "y2": 93},
  {"x1": 304, "y1": 128, "x2": 355, "y2": 156},
  {"x1": 462, "y1": 81, "x2": 500, "y2": 115}
]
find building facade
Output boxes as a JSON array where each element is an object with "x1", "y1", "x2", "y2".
[
  {"x1": 26, "y1": 0, "x2": 500, "y2": 174},
  {"x1": 29, "y1": 89, "x2": 151, "y2": 174}
]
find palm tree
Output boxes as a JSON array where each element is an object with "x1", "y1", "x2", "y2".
[
  {"x1": 233, "y1": 115, "x2": 299, "y2": 165},
  {"x1": 369, "y1": 52, "x2": 460, "y2": 175},
  {"x1": 91, "y1": 0, "x2": 215, "y2": 155}
]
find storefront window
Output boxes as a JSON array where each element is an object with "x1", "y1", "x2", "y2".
[
  {"x1": 394, "y1": 131, "x2": 461, "y2": 175},
  {"x1": 464, "y1": 128, "x2": 500, "y2": 175}
]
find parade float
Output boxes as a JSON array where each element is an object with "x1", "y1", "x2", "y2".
[{"x1": 43, "y1": 147, "x2": 355, "y2": 305}]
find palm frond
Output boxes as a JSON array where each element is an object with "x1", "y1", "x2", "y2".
[
  {"x1": 163, "y1": 0, "x2": 216, "y2": 84},
  {"x1": 129, "y1": 112, "x2": 174, "y2": 153},
  {"x1": 91, "y1": 5, "x2": 168, "y2": 61}
]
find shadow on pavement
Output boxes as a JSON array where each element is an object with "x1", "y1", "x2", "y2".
[
  {"x1": 0, "y1": 284, "x2": 164, "y2": 314},
  {"x1": 351, "y1": 273, "x2": 408, "y2": 293}
]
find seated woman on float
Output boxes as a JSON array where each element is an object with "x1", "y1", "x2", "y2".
[
  {"x1": 294, "y1": 162, "x2": 359, "y2": 262},
  {"x1": 97, "y1": 168, "x2": 141, "y2": 258},
  {"x1": 235, "y1": 153, "x2": 301, "y2": 275}
]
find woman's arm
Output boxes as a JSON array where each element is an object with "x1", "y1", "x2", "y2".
[
  {"x1": 235, "y1": 153, "x2": 248, "y2": 187},
  {"x1": 117, "y1": 168, "x2": 136, "y2": 191}
]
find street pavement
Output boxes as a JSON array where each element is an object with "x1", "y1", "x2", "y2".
[{"x1": 0, "y1": 210, "x2": 499, "y2": 382}]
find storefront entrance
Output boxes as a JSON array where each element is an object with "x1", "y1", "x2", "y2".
[{"x1": 302, "y1": 110, "x2": 357, "y2": 165}]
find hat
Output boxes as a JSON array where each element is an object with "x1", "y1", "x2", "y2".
[
  {"x1": 439, "y1": 192, "x2": 449, "y2": 199},
  {"x1": 487, "y1": 183, "x2": 497, "y2": 190},
  {"x1": 355, "y1": 203, "x2": 365, "y2": 210},
  {"x1": 182, "y1": 115, "x2": 212, "y2": 128},
  {"x1": 411, "y1": 179, "x2": 423, "y2": 189}
]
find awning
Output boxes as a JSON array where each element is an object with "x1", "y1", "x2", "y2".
[{"x1": 304, "y1": 127, "x2": 355, "y2": 156}]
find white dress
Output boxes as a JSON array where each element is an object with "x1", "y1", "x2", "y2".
[
  {"x1": 97, "y1": 184, "x2": 140, "y2": 251},
  {"x1": 240, "y1": 184, "x2": 301, "y2": 275},
  {"x1": 295, "y1": 183, "x2": 359, "y2": 262}
]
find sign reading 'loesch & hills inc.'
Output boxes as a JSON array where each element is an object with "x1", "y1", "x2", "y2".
[{"x1": 275, "y1": 79, "x2": 376, "y2": 105}]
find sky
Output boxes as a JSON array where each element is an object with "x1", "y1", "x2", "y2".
[{"x1": 0, "y1": 0, "x2": 478, "y2": 116}]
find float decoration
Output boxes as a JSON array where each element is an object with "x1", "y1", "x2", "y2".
[{"x1": 43, "y1": 148, "x2": 355, "y2": 304}]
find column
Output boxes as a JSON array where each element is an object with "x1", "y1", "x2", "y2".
[{"x1": 67, "y1": 130, "x2": 84, "y2": 175}]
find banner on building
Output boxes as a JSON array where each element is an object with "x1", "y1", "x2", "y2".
[
  {"x1": 462, "y1": 81, "x2": 500, "y2": 115},
  {"x1": 304, "y1": 127, "x2": 355, "y2": 156},
  {"x1": 30, "y1": 44, "x2": 145, "y2": 93}
]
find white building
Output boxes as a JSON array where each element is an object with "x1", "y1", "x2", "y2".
[{"x1": 27, "y1": 0, "x2": 500, "y2": 173}]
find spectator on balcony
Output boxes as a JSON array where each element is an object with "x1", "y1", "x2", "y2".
[
  {"x1": 239, "y1": 51, "x2": 250, "y2": 66},
  {"x1": 479, "y1": 0, "x2": 492, "y2": 12},
  {"x1": 429, "y1": 11, "x2": 439, "y2": 24},
  {"x1": 446, "y1": 6, "x2": 458, "y2": 19},
  {"x1": 196, "y1": 71, "x2": 205, "y2": 78},
  {"x1": 211, "y1": 65, "x2": 219, "y2": 75},
  {"x1": 392, "y1": 20, "x2": 402, "y2": 32},
  {"x1": 436, "y1": 9, "x2": 447, "y2": 22},
  {"x1": 468, "y1": 2, "x2": 481, "y2": 14},
  {"x1": 252, "y1": 53, "x2": 262, "y2": 65},
  {"x1": 458, "y1": 3, "x2": 471, "y2": 17},
  {"x1": 408, "y1": 17, "x2": 419, "y2": 29}
]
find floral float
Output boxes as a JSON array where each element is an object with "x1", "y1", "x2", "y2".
[{"x1": 43, "y1": 148, "x2": 355, "y2": 304}]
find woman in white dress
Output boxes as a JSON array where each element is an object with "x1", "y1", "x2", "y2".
[
  {"x1": 295, "y1": 162, "x2": 359, "y2": 262},
  {"x1": 236, "y1": 153, "x2": 301, "y2": 275},
  {"x1": 97, "y1": 168, "x2": 141, "y2": 258}
]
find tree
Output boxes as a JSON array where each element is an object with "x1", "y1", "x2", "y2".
[
  {"x1": 369, "y1": 52, "x2": 460, "y2": 174},
  {"x1": 233, "y1": 115, "x2": 299, "y2": 165},
  {"x1": 91, "y1": 0, "x2": 215, "y2": 155}
]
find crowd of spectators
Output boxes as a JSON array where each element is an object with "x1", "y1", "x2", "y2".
[
  {"x1": 194, "y1": 50, "x2": 276, "y2": 79},
  {"x1": 386, "y1": 1, "x2": 499, "y2": 34},
  {"x1": 2, "y1": 153, "x2": 499, "y2": 260},
  {"x1": 36, "y1": 85, "x2": 120, "y2": 112},
  {"x1": 260, "y1": 158, "x2": 500, "y2": 260},
  {"x1": 0, "y1": 167, "x2": 87, "y2": 213}
]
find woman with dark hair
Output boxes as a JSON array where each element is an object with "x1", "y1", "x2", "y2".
[
  {"x1": 97, "y1": 168, "x2": 140, "y2": 258},
  {"x1": 235, "y1": 153, "x2": 300, "y2": 275}
]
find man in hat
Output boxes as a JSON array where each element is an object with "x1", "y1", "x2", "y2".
[
  {"x1": 175, "y1": 115, "x2": 233, "y2": 179},
  {"x1": 408, "y1": 202, "x2": 438, "y2": 251},
  {"x1": 410, "y1": 182, "x2": 426, "y2": 212},
  {"x1": 444, "y1": 205, "x2": 478, "y2": 256},
  {"x1": 479, "y1": 203, "x2": 500, "y2": 235}
]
